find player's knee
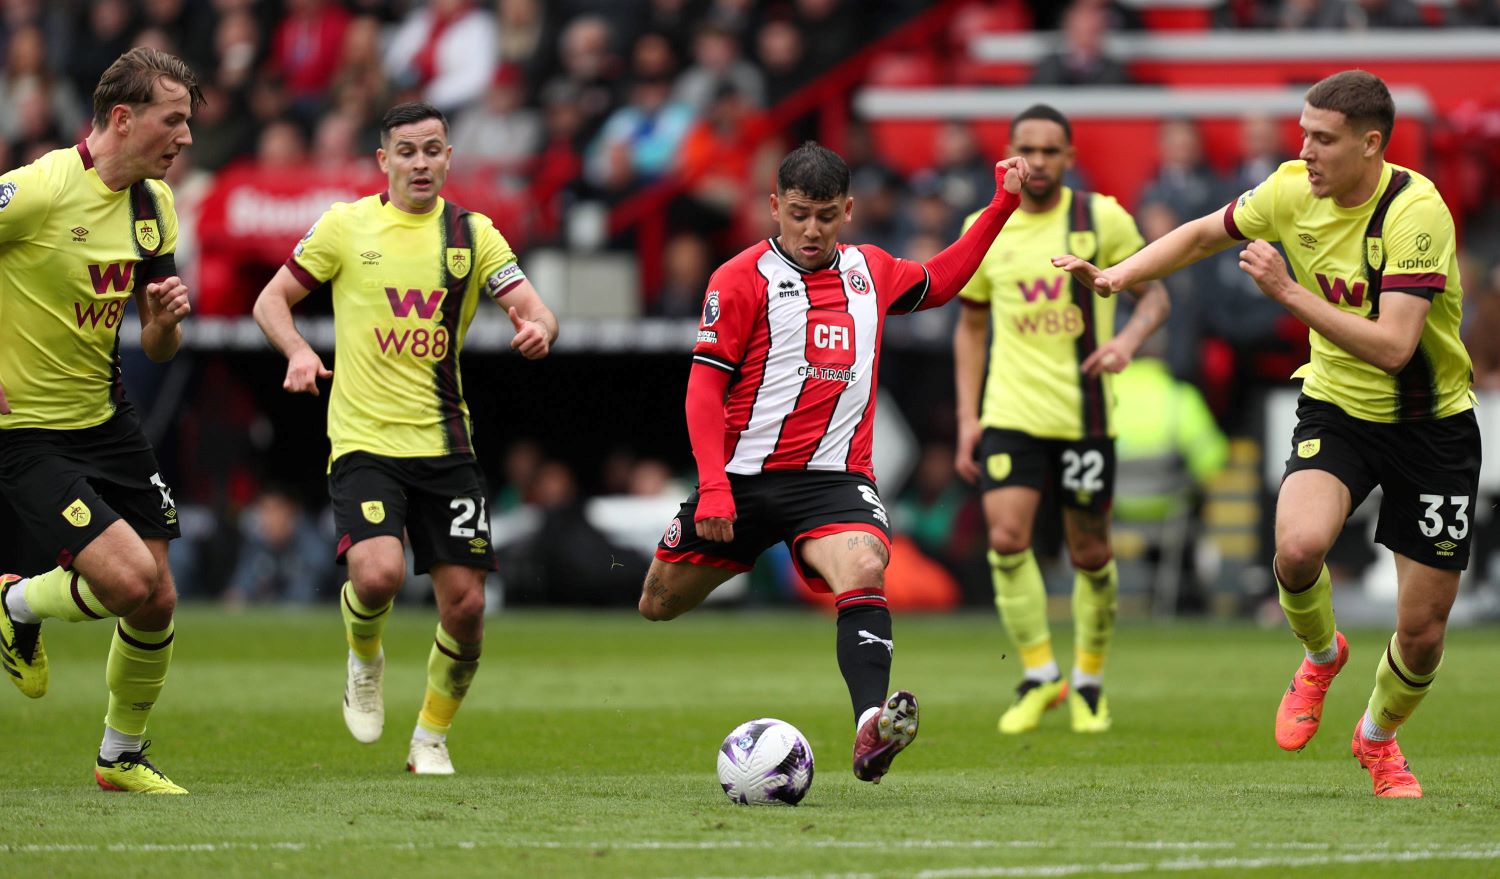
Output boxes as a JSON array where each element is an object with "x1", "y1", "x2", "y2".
[
  {"x1": 987, "y1": 523, "x2": 1030, "y2": 556},
  {"x1": 847, "y1": 553, "x2": 887, "y2": 589},
  {"x1": 638, "y1": 590, "x2": 679, "y2": 622},
  {"x1": 1069, "y1": 545, "x2": 1112, "y2": 573},
  {"x1": 350, "y1": 559, "x2": 406, "y2": 601},
  {"x1": 1273, "y1": 539, "x2": 1326, "y2": 583},
  {"x1": 1395, "y1": 620, "x2": 1447, "y2": 671},
  {"x1": 449, "y1": 585, "x2": 485, "y2": 625}
]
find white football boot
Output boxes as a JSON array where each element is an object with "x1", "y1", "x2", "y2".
[{"x1": 342, "y1": 651, "x2": 385, "y2": 744}]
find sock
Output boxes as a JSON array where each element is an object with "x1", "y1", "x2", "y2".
[
  {"x1": 21, "y1": 569, "x2": 109, "y2": 622},
  {"x1": 1072, "y1": 559, "x2": 1118, "y2": 683},
  {"x1": 341, "y1": 580, "x2": 392, "y2": 662},
  {"x1": 5, "y1": 578, "x2": 38, "y2": 623},
  {"x1": 1072, "y1": 669, "x2": 1103, "y2": 690},
  {"x1": 835, "y1": 589, "x2": 893, "y2": 720},
  {"x1": 99, "y1": 725, "x2": 145, "y2": 762},
  {"x1": 1360, "y1": 712, "x2": 1395, "y2": 742},
  {"x1": 416, "y1": 624, "x2": 481, "y2": 736},
  {"x1": 103, "y1": 619, "x2": 174, "y2": 739},
  {"x1": 989, "y1": 549, "x2": 1054, "y2": 676},
  {"x1": 1276, "y1": 560, "x2": 1336, "y2": 658},
  {"x1": 1364, "y1": 634, "x2": 1439, "y2": 738},
  {"x1": 412, "y1": 723, "x2": 446, "y2": 744}
]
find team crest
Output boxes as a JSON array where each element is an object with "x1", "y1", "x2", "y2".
[
  {"x1": 987, "y1": 453, "x2": 1012, "y2": 481},
  {"x1": 1297, "y1": 438, "x2": 1321, "y2": 459},
  {"x1": 1067, "y1": 230, "x2": 1097, "y2": 260},
  {"x1": 446, "y1": 247, "x2": 471, "y2": 279},
  {"x1": 702, "y1": 290, "x2": 721, "y2": 327},
  {"x1": 135, "y1": 219, "x2": 161, "y2": 254},
  {"x1": 1365, "y1": 236, "x2": 1384, "y2": 270},
  {"x1": 663, "y1": 517, "x2": 682, "y2": 548},
  {"x1": 62, "y1": 499, "x2": 91, "y2": 528},
  {"x1": 362, "y1": 500, "x2": 386, "y2": 524},
  {"x1": 847, "y1": 269, "x2": 870, "y2": 295},
  {"x1": 0, "y1": 181, "x2": 15, "y2": 210}
]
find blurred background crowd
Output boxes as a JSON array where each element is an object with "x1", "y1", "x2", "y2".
[{"x1": 3, "y1": 0, "x2": 1500, "y2": 621}]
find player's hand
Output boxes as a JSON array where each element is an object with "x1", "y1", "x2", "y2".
[
  {"x1": 509, "y1": 307, "x2": 550, "y2": 359},
  {"x1": 955, "y1": 417, "x2": 982, "y2": 484},
  {"x1": 1051, "y1": 255, "x2": 1125, "y2": 297},
  {"x1": 146, "y1": 276, "x2": 192, "y2": 329},
  {"x1": 995, "y1": 156, "x2": 1031, "y2": 195},
  {"x1": 694, "y1": 485, "x2": 736, "y2": 542},
  {"x1": 1082, "y1": 337, "x2": 1135, "y2": 377},
  {"x1": 284, "y1": 347, "x2": 332, "y2": 395},
  {"x1": 1239, "y1": 239, "x2": 1294, "y2": 303},
  {"x1": 0, "y1": 381, "x2": 9, "y2": 415}
]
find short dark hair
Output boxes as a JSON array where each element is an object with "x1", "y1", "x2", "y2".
[
  {"x1": 1010, "y1": 104, "x2": 1071, "y2": 142},
  {"x1": 380, "y1": 102, "x2": 449, "y2": 145},
  {"x1": 1305, "y1": 70, "x2": 1394, "y2": 151},
  {"x1": 92, "y1": 47, "x2": 204, "y2": 128},
  {"x1": 777, "y1": 141, "x2": 849, "y2": 201}
]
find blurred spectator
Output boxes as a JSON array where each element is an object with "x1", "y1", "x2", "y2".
[
  {"x1": 642, "y1": 0, "x2": 700, "y2": 58},
  {"x1": 1228, "y1": 111, "x2": 1286, "y2": 194},
  {"x1": 755, "y1": 16, "x2": 810, "y2": 105},
  {"x1": 268, "y1": 0, "x2": 352, "y2": 126},
  {"x1": 654, "y1": 231, "x2": 714, "y2": 317},
  {"x1": 224, "y1": 488, "x2": 335, "y2": 605},
  {"x1": 328, "y1": 15, "x2": 390, "y2": 128},
  {"x1": 893, "y1": 442, "x2": 972, "y2": 569},
  {"x1": 632, "y1": 30, "x2": 681, "y2": 81},
  {"x1": 673, "y1": 80, "x2": 777, "y2": 246},
  {"x1": 385, "y1": 0, "x2": 498, "y2": 115},
  {"x1": 542, "y1": 14, "x2": 622, "y2": 143},
  {"x1": 311, "y1": 109, "x2": 365, "y2": 170},
  {"x1": 65, "y1": 0, "x2": 134, "y2": 106},
  {"x1": 904, "y1": 170, "x2": 960, "y2": 241},
  {"x1": 256, "y1": 119, "x2": 309, "y2": 171},
  {"x1": 1030, "y1": 0, "x2": 1130, "y2": 87},
  {"x1": 451, "y1": 65, "x2": 543, "y2": 169},
  {"x1": 1318, "y1": 0, "x2": 1426, "y2": 28},
  {"x1": 927, "y1": 121, "x2": 994, "y2": 219},
  {"x1": 1139, "y1": 118, "x2": 1222, "y2": 224},
  {"x1": 1135, "y1": 201, "x2": 1206, "y2": 383},
  {"x1": 212, "y1": 8, "x2": 262, "y2": 93},
  {"x1": 845, "y1": 164, "x2": 907, "y2": 255},
  {"x1": 1464, "y1": 259, "x2": 1500, "y2": 390},
  {"x1": 496, "y1": 0, "x2": 546, "y2": 72},
  {"x1": 586, "y1": 74, "x2": 695, "y2": 190},
  {"x1": 0, "y1": 25, "x2": 83, "y2": 147},
  {"x1": 1446, "y1": 0, "x2": 1500, "y2": 26},
  {"x1": 672, "y1": 20, "x2": 765, "y2": 112},
  {"x1": 792, "y1": 0, "x2": 861, "y2": 77},
  {"x1": 530, "y1": 80, "x2": 588, "y2": 242},
  {"x1": 496, "y1": 438, "x2": 544, "y2": 512}
]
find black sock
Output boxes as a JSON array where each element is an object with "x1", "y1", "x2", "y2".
[{"x1": 836, "y1": 603, "x2": 893, "y2": 721}]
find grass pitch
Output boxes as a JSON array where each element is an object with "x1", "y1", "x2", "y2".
[{"x1": 1, "y1": 607, "x2": 1498, "y2": 878}]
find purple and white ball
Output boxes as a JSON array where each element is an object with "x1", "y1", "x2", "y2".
[{"x1": 717, "y1": 718, "x2": 815, "y2": 806}]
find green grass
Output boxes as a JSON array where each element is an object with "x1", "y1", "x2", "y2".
[{"x1": 1, "y1": 608, "x2": 1498, "y2": 878}]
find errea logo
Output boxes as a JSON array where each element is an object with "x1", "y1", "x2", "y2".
[{"x1": 72, "y1": 226, "x2": 89, "y2": 242}]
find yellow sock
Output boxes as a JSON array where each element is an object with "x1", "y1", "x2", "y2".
[
  {"x1": 1072, "y1": 560, "x2": 1118, "y2": 676},
  {"x1": 104, "y1": 620, "x2": 174, "y2": 736},
  {"x1": 989, "y1": 549, "x2": 1054, "y2": 672},
  {"x1": 341, "y1": 581, "x2": 391, "y2": 662},
  {"x1": 23, "y1": 568, "x2": 109, "y2": 622},
  {"x1": 417, "y1": 625, "x2": 481, "y2": 736},
  {"x1": 1366, "y1": 634, "x2": 1439, "y2": 735},
  {"x1": 1277, "y1": 561, "x2": 1336, "y2": 656}
]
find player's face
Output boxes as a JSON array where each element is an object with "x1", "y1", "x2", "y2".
[
  {"x1": 1298, "y1": 105, "x2": 1379, "y2": 201},
  {"x1": 771, "y1": 189, "x2": 852, "y2": 271},
  {"x1": 378, "y1": 119, "x2": 452, "y2": 213},
  {"x1": 123, "y1": 79, "x2": 193, "y2": 180},
  {"x1": 1008, "y1": 119, "x2": 1073, "y2": 205}
]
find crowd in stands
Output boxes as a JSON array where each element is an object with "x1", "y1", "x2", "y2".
[{"x1": 5, "y1": 0, "x2": 1500, "y2": 606}]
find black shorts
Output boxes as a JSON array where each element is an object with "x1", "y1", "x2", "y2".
[
  {"x1": 655, "y1": 470, "x2": 892, "y2": 593},
  {"x1": 976, "y1": 427, "x2": 1115, "y2": 513},
  {"x1": 329, "y1": 451, "x2": 496, "y2": 575},
  {"x1": 1282, "y1": 396, "x2": 1481, "y2": 571},
  {"x1": 0, "y1": 405, "x2": 179, "y2": 569}
]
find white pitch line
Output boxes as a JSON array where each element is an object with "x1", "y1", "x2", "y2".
[{"x1": 912, "y1": 846, "x2": 1500, "y2": 879}]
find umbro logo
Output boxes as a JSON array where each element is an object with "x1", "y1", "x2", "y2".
[
  {"x1": 777, "y1": 279, "x2": 801, "y2": 299},
  {"x1": 72, "y1": 226, "x2": 88, "y2": 242},
  {"x1": 1297, "y1": 233, "x2": 1317, "y2": 250},
  {"x1": 361, "y1": 250, "x2": 382, "y2": 264}
]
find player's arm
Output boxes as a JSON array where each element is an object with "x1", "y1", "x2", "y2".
[
  {"x1": 134, "y1": 270, "x2": 191, "y2": 363},
  {"x1": 1082, "y1": 279, "x2": 1170, "y2": 377},
  {"x1": 252, "y1": 265, "x2": 332, "y2": 395},
  {"x1": 900, "y1": 158, "x2": 1028, "y2": 312},
  {"x1": 953, "y1": 304, "x2": 989, "y2": 483},
  {"x1": 1239, "y1": 239, "x2": 1428, "y2": 374},
  {"x1": 1054, "y1": 210, "x2": 1236, "y2": 297},
  {"x1": 495, "y1": 279, "x2": 558, "y2": 360},
  {"x1": 685, "y1": 361, "x2": 735, "y2": 542}
]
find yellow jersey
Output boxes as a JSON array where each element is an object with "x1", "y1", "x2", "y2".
[
  {"x1": 1226, "y1": 160, "x2": 1472, "y2": 422},
  {"x1": 0, "y1": 143, "x2": 179, "y2": 430},
  {"x1": 287, "y1": 194, "x2": 528, "y2": 465},
  {"x1": 959, "y1": 187, "x2": 1144, "y2": 440}
]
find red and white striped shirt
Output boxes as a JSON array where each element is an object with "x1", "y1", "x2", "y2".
[{"x1": 691, "y1": 238, "x2": 932, "y2": 479}]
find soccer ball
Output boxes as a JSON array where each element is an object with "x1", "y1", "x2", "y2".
[{"x1": 716, "y1": 718, "x2": 815, "y2": 806}]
